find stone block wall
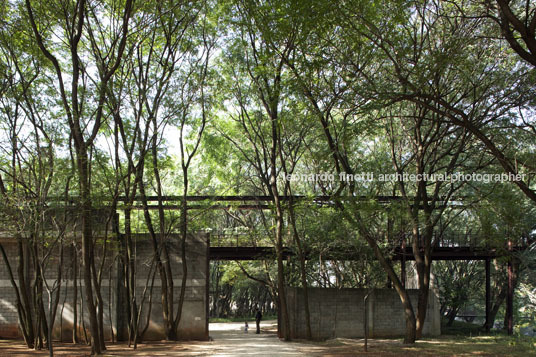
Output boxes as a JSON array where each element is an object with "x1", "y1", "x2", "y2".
[{"x1": 286, "y1": 287, "x2": 441, "y2": 339}]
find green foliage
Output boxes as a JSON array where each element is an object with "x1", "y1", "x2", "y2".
[{"x1": 0, "y1": 0, "x2": 535, "y2": 338}]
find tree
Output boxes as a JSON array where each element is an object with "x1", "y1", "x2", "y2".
[
  {"x1": 105, "y1": 0, "x2": 214, "y2": 342},
  {"x1": 484, "y1": 0, "x2": 536, "y2": 67},
  {"x1": 25, "y1": 0, "x2": 134, "y2": 353},
  {"x1": 374, "y1": 0, "x2": 536, "y2": 203},
  {"x1": 0, "y1": 16, "x2": 72, "y2": 352},
  {"x1": 385, "y1": 100, "x2": 478, "y2": 337}
]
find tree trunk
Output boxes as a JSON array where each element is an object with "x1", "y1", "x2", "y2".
[
  {"x1": 138, "y1": 167, "x2": 177, "y2": 340},
  {"x1": 0, "y1": 243, "x2": 34, "y2": 347},
  {"x1": 369, "y1": 235, "x2": 417, "y2": 344},
  {"x1": 47, "y1": 244, "x2": 64, "y2": 357},
  {"x1": 92, "y1": 261, "x2": 106, "y2": 351},
  {"x1": 269, "y1": 123, "x2": 291, "y2": 340},
  {"x1": 72, "y1": 243, "x2": 79, "y2": 343},
  {"x1": 487, "y1": 288, "x2": 506, "y2": 330},
  {"x1": 287, "y1": 198, "x2": 312, "y2": 339},
  {"x1": 446, "y1": 306, "x2": 459, "y2": 327},
  {"x1": 415, "y1": 232, "x2": 432, "y2": 338},
  {"x1": 172, "y1": 170, "x2": 190, "y2": 340},
  {"x1": 78, "y1": 149, "x2": 102, "y2": 354},
  {"x1": 347, "y1": 210, "x2": 417, "y2": 344}
]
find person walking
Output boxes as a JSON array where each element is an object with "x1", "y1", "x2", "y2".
[{"x1": 255, "y1": 308, "x2": 262, "y2": 334}]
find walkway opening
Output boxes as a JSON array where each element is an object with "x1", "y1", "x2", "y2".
[{"x1": 208, "y1": 259, "x2": 278, "y2": 340}]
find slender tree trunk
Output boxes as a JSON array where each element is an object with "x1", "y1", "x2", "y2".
[
  {"x1": 487, "y1": 287, "x2": 506, "y2": 330},
  {"x1": 146, "y1": 134, "x2": 180, "y2": 340},
  {"x1": 92, "y1": 261, "x2": 106, "y2": 351},
  {"x1": 345, "y1": 210, "x2": 417, "y2": 344},
  {"x1": 22, "y1": 241, "x2": 36, "y2": 346},
  {"x1": 20, "y1": 240, "x2": 36, "y2": 346},
  {"x1": 47, "y1": 244, "x2": 64, "y2": 357},
  {"x1": 287, "y1": 197, "x2": 312, "y2": 339},
  {"x1": 138, "y1": 180, "x2": 175, "y2": 340},
  {"x1": 124, "y1": 207, "x2": 138, "y2": 346},
  {"x1": 446, "y1": 306, "x2": 459, "y2": 327},
  {"x1": 72, "y1": 243, "x2": 79, "y2": 343},
  {"x1": 0, "y1": 243, "x2": 34, "y2": 347},
  {"x1": 271, "y1": 158, "x2": 290, "y2": 340},
  {"x1": 173, "y1": 171, "x2": 189, "y2": 339},
  {"x1": 78, "y1": 149, "x2": 102, "y2": 354},
  {"x1": 108, "y1": 261, "x2": 115, "y2": 343},
  {"x1": 368, "y1": 234, "x2": 417, "y2": 343}
]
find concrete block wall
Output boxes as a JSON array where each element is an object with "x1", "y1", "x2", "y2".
[
  {"x1": 126, "y1": 233, "x2": 209, "y2": 340},
  {"x1": 286, "y1": 287, "x2": 441, "y2": 339},
  {"x1": 0, "y1": 232, "x2": 209, "y2": 341},
  {"x1": 0, "y1": 239, "x2": 21, "y2": 338},
  {"x1": 0, "y1": 237, "x2": 123, "y2": 341}
]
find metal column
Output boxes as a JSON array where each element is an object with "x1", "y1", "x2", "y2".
[{"x1": 485, "y1": 258, "x2": 491, "y2": 332}]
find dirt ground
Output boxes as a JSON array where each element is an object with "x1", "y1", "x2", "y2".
[
  {"x1": 0, "y1": 321, "x2": 533, "y2": 356},
  {"x1": 0, "y1": 321, "x2": 311, "y2": 356}
]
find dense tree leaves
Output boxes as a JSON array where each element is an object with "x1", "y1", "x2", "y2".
[{"x1": 0, "y1": 0, "x2": 534, "y2": 352}]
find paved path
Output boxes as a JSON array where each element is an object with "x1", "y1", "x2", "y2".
[
  {"x1": 0, "y1": 321, "x2": 326, "y2": 356},
  {"x1": 193, "y1": 320, "x2": 310, "y2": 356}
]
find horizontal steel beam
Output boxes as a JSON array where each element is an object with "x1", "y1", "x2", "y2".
[{"x1": 209, "y1": 246, "x2": 527, "y2": 261}]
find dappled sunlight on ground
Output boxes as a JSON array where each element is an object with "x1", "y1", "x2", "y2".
[{"x1": 0, "y1": 322, "x2": 534, "y2": 356}]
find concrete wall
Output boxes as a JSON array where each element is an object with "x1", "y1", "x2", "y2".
[
  {"x1": 0, "y1": 240, "x2": 21, "y2": 338},
  {"x1": 286, "y1": 287, "x2": 441, "y2": 339},
  {"x1": 0, "y1": 233, "x2": 209, "y2": 341},
  {"x1": 125, "y1": 233, "x2": 209, "y2": 340}
]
